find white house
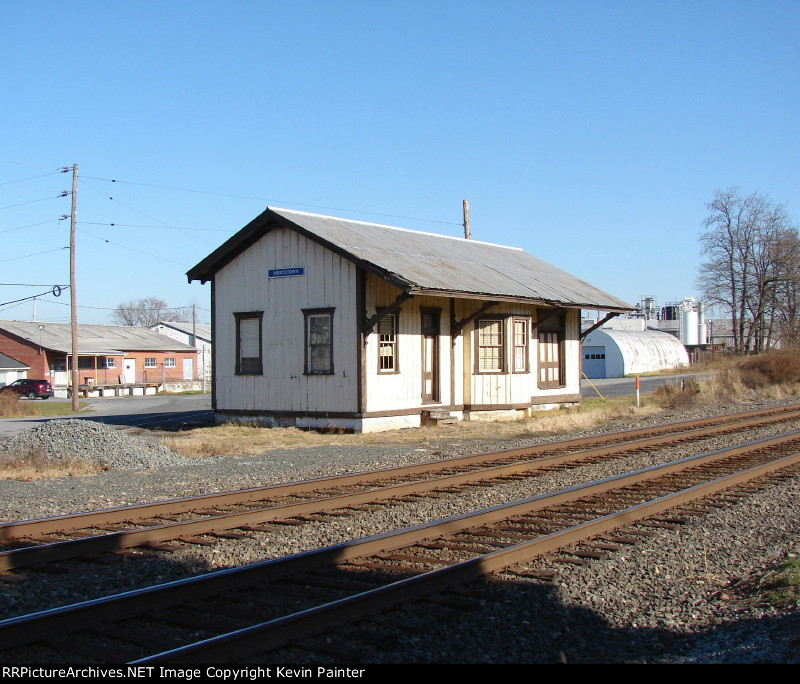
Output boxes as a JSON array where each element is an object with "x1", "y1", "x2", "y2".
[
  {"x1": 0, "y1": 352, "x2": 29, "y2": 387},
  {"x1": 187, "y1": 207, "x2": 631, "y2": 432},
  {"x1": 151, "y1": 320, "x2": 212, "y2": 385}
]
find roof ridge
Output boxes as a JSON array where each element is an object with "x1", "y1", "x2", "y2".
[{"x1": 269, "y1": 206, "x2": 524, "y2": 251}]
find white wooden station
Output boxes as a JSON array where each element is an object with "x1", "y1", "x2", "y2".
[{"x1": 188, "y1": 208, "x2": 631, "y2": 432}]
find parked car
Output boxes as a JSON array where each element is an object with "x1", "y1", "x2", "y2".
[{"x1": 0, "y1": 378, "x2": 53, "y2": 400}]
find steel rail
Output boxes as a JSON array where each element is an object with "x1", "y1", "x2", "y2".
[
  {"x1": 3, "y1": 423, "x2": 800, "y2": 573},
  {"x1": 2, "y1": 404, "x2": 799, "y2": 545},
  {"x1": 1, "y1": 431, "x2": 797, "y2": 655},
  {"x1": 138, "y1": 449, "x2": 800, "y2": 663}
]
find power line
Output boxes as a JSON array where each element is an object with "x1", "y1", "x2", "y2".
[
  {"x1": 37, "y1": 298, "x2": 204, "y2": 313},
  {"x1": 82, "y1": 174, "x2": 463, "y2": 226},
  {"x1": 78, "y1": 228, "x2": 191, "y2": 266},
  {"x1": 81, "y1": 179, "x2": 218, "y2": 246},
  {"x1": 82, "y1": 221, "x2": 231, "y2": 232},
  {"x1": 0, "y1": 219, "x2": 60, "y2": 234},
  {"x1": 0, "y1": 246, "x2": 69, "y2": 264},
  {"x1": 0, "y1": 282, "x2": 69, "y2": 287},
  {"x1": 0, "y1": 171, "x2": 62, "y2": 186},
  {"x1": 0, "y1": 194, "x2": 68, "y2": 211},
  {"x1": 0, "y1": 285, "x2": 69, "y2": 308}
]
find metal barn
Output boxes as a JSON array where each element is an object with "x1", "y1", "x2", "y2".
[
  {"x1": 582, "y1": 322, "x2": 690, "y2": 378},
  {"x1": 188, "y1": 207, "x2": 631, "y2": 432}
]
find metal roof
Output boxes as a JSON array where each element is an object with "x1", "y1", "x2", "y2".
[
  {"x1": 188, "y1": 207, "x2": 632, "y2": 312},
  {"x1": 0, "y1": 321, "x2": 197, "y2": 355},
  {"x1": 154, "y1": 321, "x2": 212, "y2": 342}
]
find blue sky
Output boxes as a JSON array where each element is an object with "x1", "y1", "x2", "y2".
[{"x1": 2, "y1": 1, "x2": 798, "y2": 324}]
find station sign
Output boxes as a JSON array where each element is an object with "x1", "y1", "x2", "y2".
[{"x1": 268, "y1": 267, "x2": 305, "y2": 279}]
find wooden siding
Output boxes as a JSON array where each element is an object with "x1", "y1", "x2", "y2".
[
  {"x1": 531, "y1": 308, "x2": 581, "y2": 399},
  {"x1": 214, "y1": 228, "x2": 358, "y2": 413},
  {"x1": 364, "y1": 276, "x2": 460, "y2": 412},
  {"x1": 461, "y1": 301, "x2": 535, "y2": 406}
]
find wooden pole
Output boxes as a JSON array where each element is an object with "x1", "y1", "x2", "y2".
[
  {"x1": 70, "y1": 164, "x2": 79, "y2": 411},
  {"x1": 462, "y1": 199, "x2": 470, "y2": 240}
]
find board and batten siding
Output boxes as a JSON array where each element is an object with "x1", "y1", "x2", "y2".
[
  {"x1": 364, "y1": 276, "x2": 460, "y2": 412},
  {"x1": 214, "y1": 228, "x2": 358, "y2": 414},
  {"x1": 533, "y1": 307, "x2": 581, "y2": 399},
  {"x1": 461, "y1": 301, "x2": 536, "y2": 407}
]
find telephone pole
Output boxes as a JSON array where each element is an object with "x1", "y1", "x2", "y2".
[{"x1": 70, "y1": 164, "x2": 79, "y2": 411}]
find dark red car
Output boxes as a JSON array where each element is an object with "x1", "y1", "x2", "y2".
[{"x1": 0, "y1": 378, "x2": 53, "y2": 400}]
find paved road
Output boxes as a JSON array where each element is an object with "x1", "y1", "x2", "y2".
[
  {"x1": 581, "y1": 373, "x2": 702, "y2": 399},
  {"x1": 0, "y1": 393, "x2": 214, "y2": 438}
]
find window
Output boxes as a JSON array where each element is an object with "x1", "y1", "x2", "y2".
[
  {"x1": 378, "y1": 313, "x2": 398, "y2": 373},
  {"x1": 235, "y1": 312, "x2": 263, "y2": 375},
  {"x1": 144, "y1": 358, "x2": 157, "y2": 368},
  {"x1": 477, "y1": 318, "x2": 504, "y2": 373},
  {"x1": 78, "y1": 357, "x2": 93, "y2": 370},
  {"x1": 102, "y1": 357, "x2": 116, "y2": 369},
  {"x1": 304, "y1": 308, "x2": 334, "y2": 374},
  {"x1": 513, "y1": 318, "x2": 529, "y2": 373},
  {"x1": 164, "y1": 357, "x2": 176, "y2": 368}
]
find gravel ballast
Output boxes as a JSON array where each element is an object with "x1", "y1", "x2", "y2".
[{"x1": 1, "y1": 398, "x2": 799, "y2": 664}]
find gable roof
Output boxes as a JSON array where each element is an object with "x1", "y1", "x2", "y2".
[
  {"x1": 187, "y1": 207, "x2": 632, "y2": 312},
  {"x1": 0, "y1": 352, "x2": 29, "y2": 370},
  {"x1": 0, "y1": 321, "x2": 197, "y2": 355},
  {"x1": 154, "y1": 321, "x2": 212, "y2": 342}
]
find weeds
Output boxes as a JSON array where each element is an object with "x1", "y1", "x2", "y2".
[
  {"x1": 0, "y1": 447, "x2": 99, "y2": 481},
  {"x1": 738, "y1": 350, "x2": 800, "y2": 388},
  {"x1": 761, "y1": 557, "x2": 800, "y2": 607},
  {"x1": 0, "y1": 392, "x2": 38, "y2": 418}
]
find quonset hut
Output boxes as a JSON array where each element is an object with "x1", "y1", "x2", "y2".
[
  {"x1": 188, "y1": 207, "x2": 631, "y2": 432},
  {"x1": 582, "y1": 319, "x2": 690, "y2": 378}
]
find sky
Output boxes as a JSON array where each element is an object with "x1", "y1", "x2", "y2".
[{"x1": 2, "y1": 1, "x2": 798, "y2": 325}]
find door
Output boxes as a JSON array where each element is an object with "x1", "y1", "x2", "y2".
[
  {"x1": 582, "y1": 346, "x2": 606, "y2": 379},
  {"x1": 123, "y1": 359, "x2": 136, "y2": 384},
  {"x1": 421, "y1": 310, "x2": 440, "y2": 403},
  {"x1": 182, "y1": 358, "x2": 194, "y2": 380}
]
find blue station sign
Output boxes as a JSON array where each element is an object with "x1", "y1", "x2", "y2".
[{"x1": 268, "y1": 267, "x2": 305, "y2": 279}]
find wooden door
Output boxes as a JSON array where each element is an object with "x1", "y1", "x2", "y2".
[{"x1": 421, "y1": 310, "x2": 440, "y2": 403}]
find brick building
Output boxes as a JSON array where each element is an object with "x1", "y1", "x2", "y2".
[{"x1": 0, "y1": 320, "x2": 197, "y2": 388}]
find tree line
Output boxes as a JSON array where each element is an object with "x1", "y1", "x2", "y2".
[
  {"x1": 110, "y1": 297, "x2": 194, "y2": 327},
  {"x1": 697, "y1": 188, "x2": 800, "y2": 353}
]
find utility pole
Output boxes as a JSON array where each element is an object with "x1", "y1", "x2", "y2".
[
  {"x1": 192, "y1": 304, "x2": 197, "y2": 381},
  {"x1": 70, "y1": 164, "x2": 79, "y2": 411},
  {"x1": 463, "y1": 199, "x2": 470, "y2": 240}
]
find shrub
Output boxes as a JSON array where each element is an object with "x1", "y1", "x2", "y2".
[
  {"x1": 738, "y1": 350, "x2": 800, "y2": 388},
  {"x1": 651, "y1": 378, "x2": 701, "y2": 409},
  {"x1": 0, "y1": 392, "x2": 37, "y2": 418}
]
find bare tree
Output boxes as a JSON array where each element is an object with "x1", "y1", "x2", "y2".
[
  {"x1": 111, "y1": 297, "x2": 185, "y2": 327},
  {"x1": 697, "y1": 188, "x2": 799, "y2": 353}
]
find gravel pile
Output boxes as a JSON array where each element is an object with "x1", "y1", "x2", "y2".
[
  {"x1": 0, "y1": 419, "x2": 194, "y2": 471},
  {"x1": 0, "y1": 398, "x2": 799, "y2": 663}
]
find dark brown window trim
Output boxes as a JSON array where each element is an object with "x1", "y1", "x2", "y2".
[
  {"x1": 512, "y1": 316, "x2": 531, "y2": 374},
  {"x1": 474, "y1": 316, "x2": 507, "y2": 375},
  {"x1": 376, "y1": 310, "x2": 401, "y2": 375},
  {"x1": 303, "y1": 307, "x2": 335, "y2": 375},
  {"x1": 234, "y1": 311, "x2": 264, "y2": 375}
]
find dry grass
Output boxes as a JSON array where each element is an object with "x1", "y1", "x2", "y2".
[
  {"x1": 650, "y1": 350, "x2": 800, "y2": 409},
  {"x1": 162, "y1": 396, "x2": 662, "y2": 458},
  {"x1": 0, "y1": 448, "x2": 100, "y2": 481},
  {"x1": 0, "y1": 392, "x2": 38, "y2": 418}
]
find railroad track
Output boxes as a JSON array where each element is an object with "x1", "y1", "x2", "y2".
[
  {"x1": 2, "y1": 403, "x2": 800, "y2": 574},
  {"x1": 2, "y1": 430, "x2": 799, "y2": 663}
]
